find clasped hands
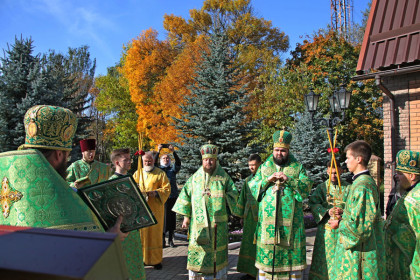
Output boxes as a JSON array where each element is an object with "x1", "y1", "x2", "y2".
[
  {"x1": 268, "y1": 172, "x2": 288, "y2": 184},
  {"x1": 327, "y1": 207, "x2": 344, "y2": 229}
]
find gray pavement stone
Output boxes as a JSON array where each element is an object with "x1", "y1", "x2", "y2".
[{"x1": 146, "y1": 229, "x2": 316, "y2": 279}]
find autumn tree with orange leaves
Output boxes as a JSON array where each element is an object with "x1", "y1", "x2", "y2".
[
  {"x1": 122, "y1": 29, "x2": 177, "y2": 148},
  {"x1": 120, "y1": 0, "x2": 289, "y2": 147}
]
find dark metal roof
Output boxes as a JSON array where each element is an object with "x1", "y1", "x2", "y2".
[{"x1": 356, "y1": 0, "x2": 420, "y2": 75}]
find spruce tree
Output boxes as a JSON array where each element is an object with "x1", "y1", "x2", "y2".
[
  {"x1": 46, "y1": 47, "x2": 96, "y2": 160},
  {"x1": 174, "y1": 23, "x2": 260, "y2": 184},
  {"x1": 0, "y1": 37, "x2": 62, "y2": 152},
  {"x1": 290, "y1": 111, "x2": 332, "y2": 187}
]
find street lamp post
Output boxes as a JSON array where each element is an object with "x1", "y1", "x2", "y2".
[
  {"x1": 305, "y1": 85, "x2": 351, "y2": 224},
  {"x1": 304, "y1": 85, "x2": 351, "y2": 135}
]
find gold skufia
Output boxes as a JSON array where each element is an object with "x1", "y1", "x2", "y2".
[
  {"x1": 399, "y1": 151, "x2": 410, "y2": 166},
  {"x1": 27, "y1": 121, "x2": 38, "y2": 137},
  {"x1": 409, "y1": 160, "x2": 417, "y2": 167}
]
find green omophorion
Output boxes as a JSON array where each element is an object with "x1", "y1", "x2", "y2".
[
  {"x1": 234, "y1": 174, "x2": 259, "y2": 277},
  {"x1": 0, "y1": 149, "x2": 103, "y2": 231},
  {"x1": 172, "y1": 163, "x2": 238, "y2": 275},
  {"x1": 0, "y1": 149, "x2": 144, "y2": 280},
  {"x1": 331, "y1": 174, "x2": 385, "y2": 280},
  {"x1": 308, "y1": 179, "x2": 350, "y2": 280},
  {"x1": 249, "y1": 153, "x2": 312, "y2": 279}
]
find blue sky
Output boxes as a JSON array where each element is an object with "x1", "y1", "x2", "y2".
[{"x1": 0, "y1": 0, "x2": 371, "y2": 76}]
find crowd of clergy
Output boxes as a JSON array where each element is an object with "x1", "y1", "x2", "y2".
[
  {"x1": 66, "y1": 126, "x2": 420, "y2": 280},
  {"x1": 0, "y1": 105, "x2": 418, "y2": 280}
]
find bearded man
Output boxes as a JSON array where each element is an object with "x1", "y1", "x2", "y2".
[
  {"x1": 172, "y1": 144, "x2": 239, "y2": 280},
  {"x1": 384, "y1": 150, "x2": 419, "y2": 279},
  {"x1": 134, "y1": 151, "x2": 170, "y2": 270},
  {"x1": 0, "y1": 105, "x2": 145, "y2": 278},
  {"x1": 154, "y1": 144, "x2": 182, "y2": 248},
  {"x1": 249, "y1": 130, "x2": 312, "y2": 280}
]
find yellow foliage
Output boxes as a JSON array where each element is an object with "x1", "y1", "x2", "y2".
[{"x1": 123, "y1": 28, "x2": 177, "y2": 147}]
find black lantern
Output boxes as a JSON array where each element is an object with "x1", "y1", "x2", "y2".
[
  {"x1": 335, "y1": 85, "x2": 351, "y2": 110},
  {"x1": 304, "y1": 89, "x2": 319, "y2": 113},
  {"x1": 304, "y1": 85, "x2": 351, "y2": 131},
  {"x1": 329, "y1": 95, "x2": 342, "y2": 113}
]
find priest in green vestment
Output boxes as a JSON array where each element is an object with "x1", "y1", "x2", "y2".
[
  {"x1": 109, "y1": 148, "x2": 146, "y2": 280},
  {"x1": 389, "y1": 149, "x2": 420, "y2": 280},
  {"x1": 309, "y1": 161, "x2": 350, "y2": 280},
  {"x1": 234, "y1": 153, "x2": 262, "y2": 280},
  {"x1": 331, "y1": 140, "x2": 385, "y2": 280},
  {"x1": 66, "y1": 138, "x2": 110, "y2": 189},
  {"x1": 172, "y1": 144, "x2": 239, "y2": 280},
  {"x1": 405, "y1": 173, "x2": 420, "y2": 280},
  {"x1": 248, "y1": 130, "x2": 312, "y2": 280},
  {"x1": 0, "y1": 105, "x2": 132, "y2": 277}
]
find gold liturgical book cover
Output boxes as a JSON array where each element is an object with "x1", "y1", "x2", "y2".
[{"x1": 78, "y1": 175, "x2": 157, "y2": 232}]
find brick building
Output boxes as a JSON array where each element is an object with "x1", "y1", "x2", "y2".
[{"x1": 354, "y1": 0, "x2": 420, "y2": 215}]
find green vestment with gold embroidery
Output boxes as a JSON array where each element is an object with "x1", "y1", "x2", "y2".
[
  {"x1": 109, "y1": 174, "x2": 146, "y2": 280},
  {"x1": 309, "y1": 179, "x2": 350, "y2": 280},
  {"x1": 234, "y1": 174, "x2": 259, "y2": 277},
  {"x1": 331, "y1": 174, "x2": 385, "y2": 280},
  {"x1": 248, "y1": 153, "x2": 312, "y2": 279},
  {"x1": 384, "y1": 189, "x2": 415, "y2": 280},
  {"x1": 404, "y1": 183, "x2": 420, "y2": 280},
  {"x1": 172, "y1": 163, "x2": 239, "y2": 274},
  {"x1": 66, "y1": 159, "x2": 110, "y2": 188},
  {"x1": 0, "y1": 150, "x2": 103, "y2": 231},
  {"x1": 0, "y1": 149, "x2": 143, "y2": 279}
]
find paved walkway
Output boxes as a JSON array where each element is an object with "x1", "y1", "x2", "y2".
[{"x1": 144, "y1": 228, "x2": 316, "y2": 280}]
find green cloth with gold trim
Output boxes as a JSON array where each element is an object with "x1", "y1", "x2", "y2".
[
  {"x1": 234, "y1": 174, "x2": 259, "y2": 277},
  {"x1": 308, "y1": 179, "x2": 350, "y2": 280},
  {"x1": 200, "y1": 144, "x2": 218, "y2": 159},
  {"x1": 396, "y1": 150, "x2": 420, "y2": 175},
  {"x1": 0, "y1": 149, "x2": 102, "y2": 231},
  {"x1": 172, "y1": 163, "x2": 239, "y2": 274},
  {"x1": 66, "y1": 159, "x2": 110, "y2": 188},
  {"x1": 384, "y1": 190, "x2": 416, "y2": 280},
  {"x1": 109, "y1": 173, "x2": 145, "y2": 280},
  {"x1": 272, "y1": 130, "x2": 292, "y2": 149},
  {"x1": 404, "y1": 182, "x2": 420, "y2": 279},
  {"x1": 331, "y1": 174, "x2": 385, "y2": 280},
  {"x1": 248, "y1": 153, "x2": 312, "y2": 277},
  {"x1": 19, "y1": 105, "x2": 77, "y2": 151},
  {"x1": 394, "y1": 149, "x2": 420, "y2": 280}
]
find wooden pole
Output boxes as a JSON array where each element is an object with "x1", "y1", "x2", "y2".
[
  {"x1": 137, "y1": 133, "x2": 147, "y2": 198},
  {"x1": 326, "y1": 128, "x2": 342, "y2": 219}
]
